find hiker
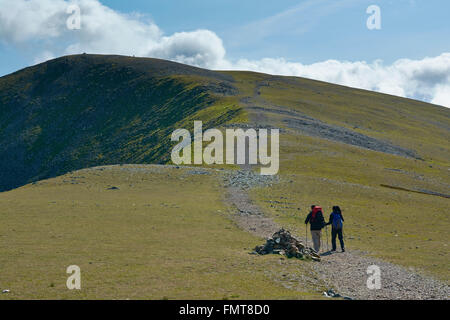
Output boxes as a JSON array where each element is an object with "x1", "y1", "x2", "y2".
[
  {"x1": 326, "y1": 206, "x2": 345, "y2": 252},
  {"x1": 305, "y1": 205, "x2": 325, "y2": 253}
]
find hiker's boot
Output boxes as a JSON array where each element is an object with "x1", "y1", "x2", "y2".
[{"x1": 341, "y1": 248, "x2": 345, "y2": 252}]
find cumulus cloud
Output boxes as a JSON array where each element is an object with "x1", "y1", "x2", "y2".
[
  {"x1": 0, "y1": 0, "x2": 228, "y2": 69},
  {"x1": 149, "y1": 30, "x2": 229, "y2": 69},
  {"x1": 0, "y1": 0, "x2": 449, "y2": 107},
  {"x1": 0, "y1": 0, "x2": 68, "y2": 42}
]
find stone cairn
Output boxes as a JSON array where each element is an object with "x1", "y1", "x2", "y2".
[{"x1": 253, "y1": 229, "x2": 321, "y2": 261}]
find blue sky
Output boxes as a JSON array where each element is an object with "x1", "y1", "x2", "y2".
[
  {"x1": 0, "y1": 0, "x2": 449, "y2": 106},
  {"x1": 1, "y1": 0, "x2": 450, "y2": 75},
  {"x1": 101, "y1": 0, "x2": 450, "y2": 63}
]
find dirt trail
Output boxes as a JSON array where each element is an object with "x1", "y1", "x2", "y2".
[
  {"x1": 223, "y1": 165, "x2": 280, "y2": 238},
  {"x1": 224, "y1": 167, "x2": 449, "y2": 300}
]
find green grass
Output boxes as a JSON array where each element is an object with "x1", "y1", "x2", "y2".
[
  {"x1": 1, "y1": 56, "x2": 449, "y2": 298},
  {"x1": 0, "y1": 165, "x2": 322, "y2": 299}
]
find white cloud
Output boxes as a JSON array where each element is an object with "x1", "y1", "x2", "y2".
[
  {"x1": 432, "y1": 85, "x2": 450, "y2": 107},
  {"x1": 149, "y1": 30, "x2": 228, "y2": 69},
  {"x1": 0, "y1": 0, "x2": 449, "y2": 107},
  {"x1": 0, "y1": 0, "x2": 67, "y2": 42},
  {"x1": 0, "y1": 0, "x2": 228, "y2": 69}
]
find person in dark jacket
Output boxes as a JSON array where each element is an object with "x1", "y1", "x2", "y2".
[
  {"x1": 326, "y1": 206, "x2": 345, "y2": 252},
  {"x1": 305, "y1": 205, "x2": 325, "y2": 252}
]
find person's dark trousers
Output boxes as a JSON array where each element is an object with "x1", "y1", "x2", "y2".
[{"x1": 331, "y1": 228, "x2": 345, "y2": 250}]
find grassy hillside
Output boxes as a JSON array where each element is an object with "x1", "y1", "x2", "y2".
[
  {"x1": 1, "y1": 54, "x2": 447, "y2": 192},
  {"x1": 223, "y1": 71, "x2": 449, "y2": 164},
  {"x1": 0, "y1": 55, "x2": 449, "y2": 298},
  {"x1": 0, "y1": 54, "x2": 245, "y2": 192},
  {"x1": 0, "y1": 165, "x2": 320, "y2": 299}
]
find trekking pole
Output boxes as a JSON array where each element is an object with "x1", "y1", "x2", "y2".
[
  {"x1": 320, "y1": 234, "x2": 322, "y2": 253},
  {"x1": 305, "y1": 224, "x2": 308, "y2": 249}
]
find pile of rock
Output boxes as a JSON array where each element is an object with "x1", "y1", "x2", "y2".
[{"x1": 254, "y1": 229, "x2": 321, "y2": 261}]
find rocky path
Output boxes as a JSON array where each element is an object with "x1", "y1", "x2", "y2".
[
  {"x1": 223, "y1": 168, "x2": 450, "y2": 300},
  {"x1": 224, "y1": 169, "x2": 280, "y2": 238},
  {"x1": 313, "y1": 250, "x2": 449, "y2": 300},
  {"x1": 226, "y1": 185, "x2": 280, "y2": 237}
]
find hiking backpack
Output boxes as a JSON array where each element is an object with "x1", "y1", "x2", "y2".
[
  {"x1": 331, "y1": 212, "x2": 343, "y2": 229},
  {"x1": 311, "y1": 206, "x2": 322, "y2": 222}
]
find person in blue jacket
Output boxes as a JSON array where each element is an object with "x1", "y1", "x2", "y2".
[{"x1": 326, "y1": 206, "x2": 345, "y2": 252}]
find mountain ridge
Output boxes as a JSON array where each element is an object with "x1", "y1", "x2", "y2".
[
  {"x1": 1, "y1": 54, "x2": 449, "y2": 192},
  {"x1": 0, "y1": 54, "x2": 241, "y2": 191}
]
